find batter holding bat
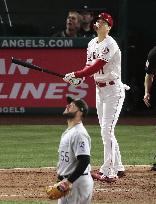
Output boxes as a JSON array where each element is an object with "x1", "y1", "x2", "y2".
[
  {"x1": 63, "y1": 12, "x2": 130, "y2": 182},
  {"x1": 11, "y1": 57, "x2": 83, "y2": 86}
]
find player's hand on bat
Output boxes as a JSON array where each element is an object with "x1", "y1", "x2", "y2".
[
  {"x1": 143, "y1": 93, "x2": 151, "y2": 107},
  {"x1": 64, "y1": 72, "x2": 75, "y2": 78},
  {"x1": 64, "y1": 76, "x2": 84, "y2": 86},
  {"x1": 63, "y1": 72, "x2": 84, "y2": 86}
]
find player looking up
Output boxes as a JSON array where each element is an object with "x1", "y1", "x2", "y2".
[
  {"x1": 56, "y1": 96, "x2": 93, "y2": 204},
  {"x1": 63, "y1": 12, "x2": 130, "y2": 182},
  {"x1": 52, "y1": 11, "x2": 81, "y2": 37}
]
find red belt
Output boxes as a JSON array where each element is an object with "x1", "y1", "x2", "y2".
[{"x1": 96, "y1": 81, "x2": 115, "y2": 87}]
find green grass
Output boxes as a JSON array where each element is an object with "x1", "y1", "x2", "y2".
[
  {"x1": 115, "y1": 126, "x2": 156, "y2": 165},
  {"x1": 0, "y1": 125, "x2": 155, "y2": 168},
  {"x1": 0, "y1": 124, "x2": 155, "y2": 204},
  {"x1": 90, "y1": 125, "x2": 156, "y2": 166}
]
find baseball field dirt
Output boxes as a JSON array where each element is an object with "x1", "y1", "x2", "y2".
[
  {"x1": 0, "y1": 115, "x2": 155, "y2": 203},
  {"x1": 0, "y1": 166, "x2": 155, "y2": 204},
  {"x1": 0, "y1": 115, "x2": 156, "y2": 125}
]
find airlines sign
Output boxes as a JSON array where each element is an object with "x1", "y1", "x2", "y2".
[{"x1": 0, "y1": 48, "x2": 95, "y2": 112}]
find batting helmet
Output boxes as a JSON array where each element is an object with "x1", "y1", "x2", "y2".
[{"x1": 98, "y1": 12, "x2": 113, "y2": 27}]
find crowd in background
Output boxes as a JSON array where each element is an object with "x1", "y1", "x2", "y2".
[
  {"x1": 51, "y1": 9, "x2": 96, "y2": 38},
  {"x1": 0, "y1": 8, "x2": 98, "y2": 38}
]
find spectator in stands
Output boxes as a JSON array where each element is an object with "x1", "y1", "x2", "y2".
[
  {"x1": 78, "y1": 9, "x2": 96, "y2": 38},
  {"x1": 52, "y1": 11, "x2": 81, "y2": 37}
]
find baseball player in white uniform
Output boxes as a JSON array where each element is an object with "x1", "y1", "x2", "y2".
[
  {"x1": 56, "y1": 96, "x2": 93, "y2": 204},
  {"x1": 63, "y1": 12, "x2": 130, "y2": 182}
]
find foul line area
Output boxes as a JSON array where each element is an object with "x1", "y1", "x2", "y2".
[
  {"x1": 0, "y1": 165, "x2": 151, "y2": 172},
  {"x1": 0, "y1": 165, "x2": 153, "y2": 198}
]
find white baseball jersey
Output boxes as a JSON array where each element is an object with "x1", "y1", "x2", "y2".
[
  {"x1": 57, "y1": 122, "x2": 91, "y2": 176},
  {"x1": 90, "y1": 35, "x2": 126, "y2": 178},
  {"x1": 87, "y1": 35, "x2": 121, "y2": 82}
]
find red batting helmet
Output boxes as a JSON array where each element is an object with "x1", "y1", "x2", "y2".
[{"x1": 98, "y1": 12, "x2": 113, "y2": 27}]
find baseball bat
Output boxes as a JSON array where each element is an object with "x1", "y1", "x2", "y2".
[{"x1": 11, "y1": 57, "x2": 65, "y2": 78}]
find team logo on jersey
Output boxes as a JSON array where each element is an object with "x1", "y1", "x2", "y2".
[
  {"x1": 92, "y1": 51, "x2": 99, "y2": 59},
  {"x1": 79, "y1": 141, "x2": 85, "y2": 150},
  {"x1": 102, "y1": 47, "x2": 109, "y2": 54}
]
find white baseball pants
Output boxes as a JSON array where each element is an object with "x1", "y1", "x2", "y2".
[
  {"x1": 58, "y1": 173, "x2": 93, "y2": 204},
  {"x1": 96, "y1": 81, "x2": 125, "y2": 177}
]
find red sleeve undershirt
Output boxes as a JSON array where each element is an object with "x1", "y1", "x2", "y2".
[{"x1": 74, "y1": 59, "x2": 107, "y2": 78}]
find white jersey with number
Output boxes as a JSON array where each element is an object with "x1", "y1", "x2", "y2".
[
  {"x1": 87, "y1": 35, "x2": 121, "y2": 82},
  {"x1": 57, "y1": 122, "x2": 91, "y2": 176}
]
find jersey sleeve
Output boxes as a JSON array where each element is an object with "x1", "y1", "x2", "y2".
[
  {"x1": 98, "y1": 42, "x2": 117, "y2": 62},
  {"x1": 72, "y1": 132, "x2": 90, "y2": 157},
  {"x1": 86, "y1": 47, "x2": 92, "y2": 65},
  {"x1": 145, "y1": 46, "x2": 156, "y2": 74},
  {"x1": 145, "y1": 59, "x2": 156, "y2": 74},
  {"x1": 86, "y1": 40, "x2": 93, "y2": 65}
]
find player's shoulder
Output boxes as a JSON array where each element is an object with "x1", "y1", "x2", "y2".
[
  {"x1": 105, "y1": 36, "x2": 120, "y2": 52},
  {"x1": 150, "y1": 46, "x2": 156, "y2": 53},
  {"x1": 106, "y1": 35, "x2": 118, "y2": 45},
  {"x1": 74, "y1": 124, "x2": 90, "y2": 138},
  {"x1": 148, "y1": 46, "x2": 156, "y2": 57},
  {"x1": 88, "y1": 37, "x2": 98, "y2": 47}
]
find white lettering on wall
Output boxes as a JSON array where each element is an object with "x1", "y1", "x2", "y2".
[
  {"x1": 0, "y1": 83, "x2": 7, "y2": 98},
  {"x1": 0, "y1": 58, "x2": 33, "y2": 75},
  {"x1": 0, "y1": 83, "x2": 88, "y2": 99},
  {"x1": 21, "y1": 83, "x2": 46, "y2": 99},
  {"x1": 45, "y1": 83, "x2": 67, "y2": 99},
  {"x1": 9, "y1": 83, "x2": 22, "y2": 99}
]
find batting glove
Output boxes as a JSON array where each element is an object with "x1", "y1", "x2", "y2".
[
  {"x1": 63, "y1": 73, "x2": 84, "y2": 87},
  {"x1": 65, "y1": 72, "x2": 75, "y2": 78}
]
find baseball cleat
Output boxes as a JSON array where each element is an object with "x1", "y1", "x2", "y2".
[
  {"x1": 100, "y1": 176, "x2": 118, "y2": 183},
  {"x1": 91, "y1": 171, "x2": 117, "y2": 183},
  {"x1": 117, "y1": 171, "x2": 126, "y2": 178}
]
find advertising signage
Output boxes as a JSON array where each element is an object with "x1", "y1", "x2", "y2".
[{"x1": 0, "y1": 48, "x2": 95, "y2": 114}]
